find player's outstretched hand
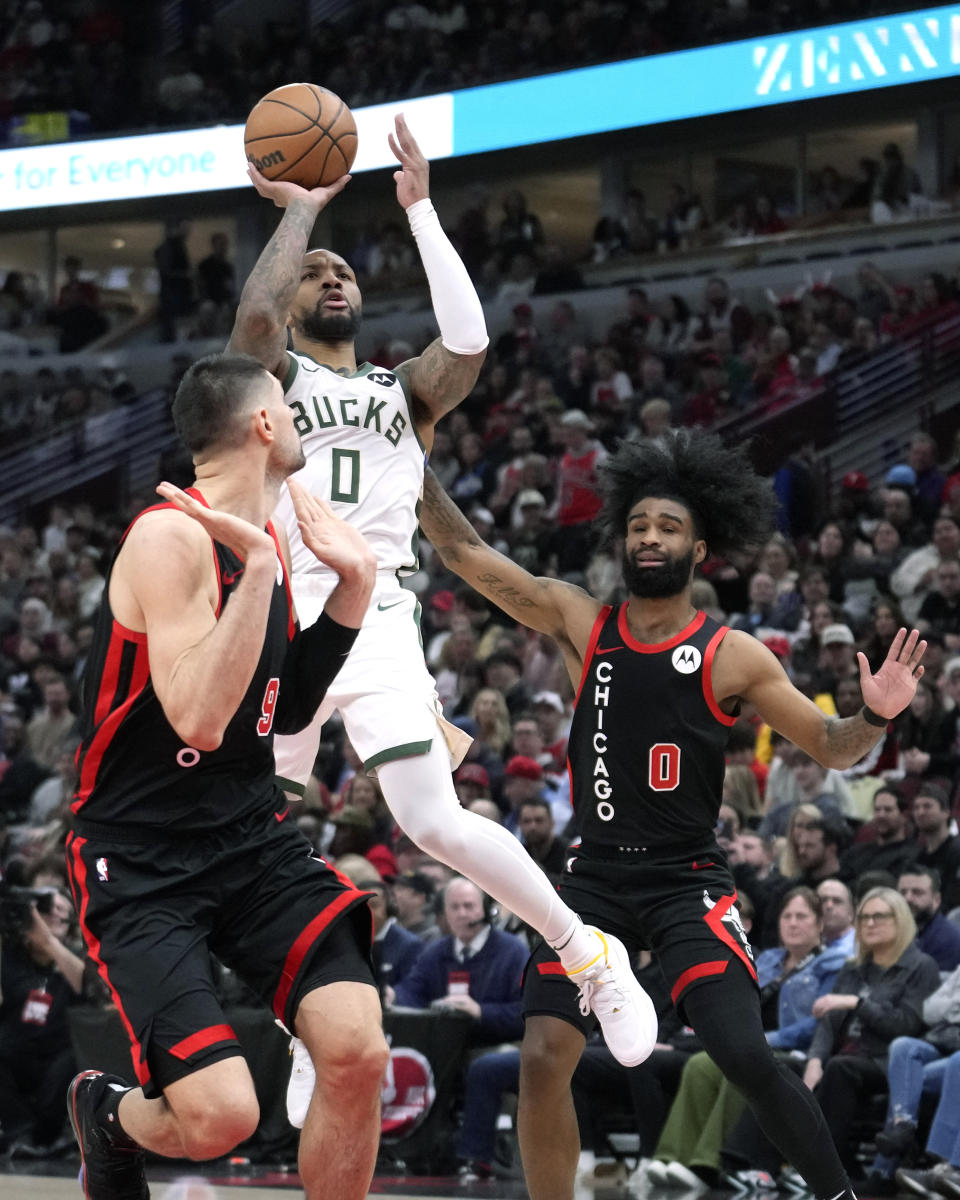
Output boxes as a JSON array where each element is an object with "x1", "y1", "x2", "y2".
[
  {"x1": 388, "y1": 112, "x2": 429, "y2": 210},
  {"x1": 288, "y1": 479, "x2": 377, "y2": 581},
  {"x1": 156, "y1": 482, "x2": 276, "y2": 563},
  {"x1": 246, "y1": 162, "x2": 351, "y2": 210},
  {"x1": 857, "y1": 627, "x2": 926, "y2": 719}
]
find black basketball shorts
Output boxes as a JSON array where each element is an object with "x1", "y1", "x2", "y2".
[
  {"x1": 65, "y1": 803, "x2": 375, "y2": 1098},
  {"x1": 523, "y1": 840, "x2": 758, "y2": 1035}
]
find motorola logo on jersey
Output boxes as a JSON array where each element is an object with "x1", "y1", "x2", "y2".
[
  {"x1": 672, "y1": 645, "x2": 702, "y2": 674},
  {"x1": 368, "y1": 371, "x2": 397, "y2": 388}
]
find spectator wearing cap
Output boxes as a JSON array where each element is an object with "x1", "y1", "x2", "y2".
[
  {"x1": 454, "y1": 762, "x2": 492, "y2": 808},
  {"x1": 393, "y1": 870, "x2": 442, "y2": 943},
  {"x1": 501, "y1": 756, "x2": 548, "y2": 838},
  {"x1": 509, "y1": 715, "x2": 572, "y2": 833},
  {"x1": 551, "y1": 409, "x2": 608, "y2": 579},
  {"x1": 891, "y1": 513, "x2": 960, "y2": 623},
  {"x1": 506, "y1": 489, "x2": 550, "y2": 574},
  {"x1": 837, "y1": 470, "x2": 879, "y2": 543},
  {"x1": 531, "y1": 691, "x2": 569, "y2": 772},
  {"x1": 816, "y1": 623, "x2": 857, "y2": 694},
  {"x1": 329, "y1": 805, "x2": 398, "y2": 880},
  {"x1": 424, "y1": 589, "x2": 455, "y2": 670}
]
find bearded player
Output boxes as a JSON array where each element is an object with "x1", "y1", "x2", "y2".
[
  {"x1": 418, "y1": 430, "x2": 926, "y2": 1200},
  {"x1": 227, "y1": 114, "x2": 657, "y2": 1123}
]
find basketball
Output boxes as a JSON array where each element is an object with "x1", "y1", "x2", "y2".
[{"x1": 244, "y1": 83, "x2": 358, "y2": 189}]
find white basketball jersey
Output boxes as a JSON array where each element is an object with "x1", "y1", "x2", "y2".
[{"x1": 274, "y1": 351, "x2": 426, "y2": 578}]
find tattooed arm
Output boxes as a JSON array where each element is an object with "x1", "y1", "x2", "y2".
[
  {"x1": 420, "y1": 468, "x2": 598, "y2": 647},
  {"x1": 714, "y1": 627, "x2": 926, "y2": 769},
  {"x1": 399, "y1": 338, "x2": 487, "y2": 432},
  {"x1": 228, "y1": 167, "x2": 351, "y2": 375}
]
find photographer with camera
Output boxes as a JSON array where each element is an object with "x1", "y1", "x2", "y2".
[{"x1": 0, "y1": 884, "x2": 85, "y2": 1154}]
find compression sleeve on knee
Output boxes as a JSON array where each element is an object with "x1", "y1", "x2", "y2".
[
  {"x1": 406, "y1": 199, "x2": 489, "y2": 355},
  {"x1": 273, "y1": 611, "x2": 358, "y2": 735}
]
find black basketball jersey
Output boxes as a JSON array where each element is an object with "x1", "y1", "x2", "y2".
[
  {"x1": 72, "y1": 491, "x2": 296, "y2": 833},
  {"x1": 568, "y1": 604, "x2": 737, "y2": 850}
]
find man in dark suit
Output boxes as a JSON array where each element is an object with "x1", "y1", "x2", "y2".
[{"x1": 390, "y1": 876, "x2": 528, "y2": 1048}]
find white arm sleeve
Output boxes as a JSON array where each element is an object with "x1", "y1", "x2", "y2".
[{"x1": 406, "y1": 198, "x2": 489, "y2": 355}]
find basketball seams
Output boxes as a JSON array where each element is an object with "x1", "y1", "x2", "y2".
[{"x1": 244, "y1": 83, "x2": 357, "y2": 187}]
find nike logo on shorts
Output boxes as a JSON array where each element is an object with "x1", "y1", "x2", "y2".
[
  {"x1": 377, "y1": 598, "x2": 405, "y2": 611},
  {"x1": 275, "y1": 807, "x2": 290, "y2": 823},
  {"x1": 691, "y1": 860, "x2": 716, "y2": 870}
]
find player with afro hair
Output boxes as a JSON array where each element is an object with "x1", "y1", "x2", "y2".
[{"x1": 598, "y1": 429, "x2": 778, "y2": 559}]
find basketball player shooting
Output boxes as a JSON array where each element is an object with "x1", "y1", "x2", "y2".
[
  {"x1": 418, "y1": 431, "x2": 926, "y2": 1200},
  {"x1": 227, "y1": 112, "x2": 657, "y2": 1125}
]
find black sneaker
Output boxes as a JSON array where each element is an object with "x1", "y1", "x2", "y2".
[
  {"x1": 67, "y1": 1070, "x2": 149, "y2": 1200},
  {"x1": 875, "y1": 1120, "x2": 918, "y2": 1158},
  {"x1": 897, "y1": 1164, "x2": 960, "y2": 1199}
]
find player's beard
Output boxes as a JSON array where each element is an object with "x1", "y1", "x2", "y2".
[
  {"x1": 295, "y1": 303, "x2": 361, "y2": 343},
  {"x1": 622, "y1": 546, "x2": 694, "y2": 598}
]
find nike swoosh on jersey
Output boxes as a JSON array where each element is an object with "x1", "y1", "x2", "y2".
[
  {"x1": 595, "y1": 645, "x2": 625, "y2": 655},
  {"x1": 222, "y1": 569, "x2": 244, "y2": 586},
  {"x1": 275, "y1": 807, "x2": 290, "y2": 823},
  {"x1": 691, "y1": 860, "x2": 716, "y2": 870},
  {"x1": 377, "y1": 598, "x2": 406, "y2": 611}
]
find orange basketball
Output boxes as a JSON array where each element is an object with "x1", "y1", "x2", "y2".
[{"x1": 243, "y1": 83, "x2": 358, "y2": 188}]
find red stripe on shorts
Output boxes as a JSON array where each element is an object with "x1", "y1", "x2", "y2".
[
  {"x1": 66, "y1": 834, "x2": 151, "y2": 1086},
  {"x1": 272, "y1": 890, "x2": 360, "y2": 1021},
  {"x1": 169, "y1": 1023, "x2": 238, "y2": 1061},
  {"x1": 537, "y1": 961, "x2": 567, "y2": 976},
  {"x1": 671, "y1": 959, "x2": 729, "y2": 1004}
]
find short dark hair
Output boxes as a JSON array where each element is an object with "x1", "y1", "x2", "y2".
[
  {"x1": 874, "y1": 783, "x2": 910, "y2": 813},
  {"x1": 598, "y1": 430, "x2": 777, "y2": 557},
  {"x1": 914, "y1": 782, "x2": 950, "y2": 811},
  {"x1": 807, "y1": 814, "x2": 849, "y2": 853},
  {"x1": 898, "y1": 862, "x2": 942, "y2": 892},
  {"x1": 486, "y1": 650, "x2": 523, "y2": 674},
  {"x1": 172, "y1": 353, "x2": 273, "y2": 455},
  {"x1": 518, "y1": 795, "x2": 552, "y2": 818}
]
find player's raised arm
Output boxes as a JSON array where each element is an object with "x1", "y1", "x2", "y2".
[
  {"x1": 420, "y1": 468, "x2": 595, "y2": 644},
  {"x1": 720, "y1": 626, "x2": 926, "y2": 769},
  {"x1": 228, "y1": 168, "x2": 351, "y2": 375},
  {"x1": 389, "y1": 114, "x2": 488, "y2": 426},
  {"x1": 126, "y1": 489, "x2": 280, "y2": 750}
]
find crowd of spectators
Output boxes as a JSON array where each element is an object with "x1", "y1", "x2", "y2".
[
  {"x1": 3, "y1": 347, "x2": 960, "y2": 1180},
  {"x1": 0, "y1": 1, "x2": 935, "y2": 137}
]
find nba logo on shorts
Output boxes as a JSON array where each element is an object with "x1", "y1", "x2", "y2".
[
  {"x1": 672, "y1": 645, "x2": 701, "y2": 674},
  {"x1": 96, "y1": 857, "x2": 109, "y2": 883}
]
